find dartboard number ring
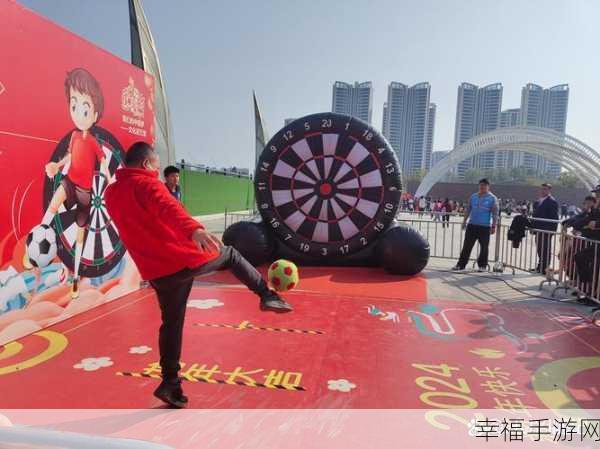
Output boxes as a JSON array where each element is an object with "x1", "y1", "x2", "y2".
[{"x1": 255, "y1": 113, "x2": 402, "y2": 261}]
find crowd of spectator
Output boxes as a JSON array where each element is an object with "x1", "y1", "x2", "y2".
[{"x1": 402, "y1": 182, "x2": 600, "y2": 306}]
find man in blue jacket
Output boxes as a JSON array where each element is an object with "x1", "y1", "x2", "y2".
[
  {"x1": 453, "y1": 178, "x2": 499, "y2": 272},
  {"x1": 531, "y1": 183, "x2": 559, "y2": 274}
]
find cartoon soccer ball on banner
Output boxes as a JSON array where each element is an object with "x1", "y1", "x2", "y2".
[
  {"x1": 26, "y1": 224, "x2": 57, "y2": 268},
  {"x1": 268, "y1": 259, "x2": 299, "y2": 292}
]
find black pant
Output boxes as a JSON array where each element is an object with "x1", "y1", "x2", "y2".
[
  {"x1": 575, "y1": 244, "x2": 600, "y2": 283},
  {"x1": 457, "y1": 224, "x2": 491, "y2": 268},
  {"x1": 149, "y1": 246, "x2": 269, "y2": 381},
  {"x1": 535, "y1": 233, "x2": 554, "y2": 273}
]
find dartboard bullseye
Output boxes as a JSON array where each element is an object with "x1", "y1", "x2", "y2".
[
  {"x1": 255, "y1": 113, "x2": 402, "y2": 262},
  {"x1": 43, "y1": 127, "x2": 125, "y2": 277}
]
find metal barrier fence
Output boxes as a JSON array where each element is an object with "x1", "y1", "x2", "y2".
[{"x1": 398, "y1": 212, "x2": 599, "y2": 305}]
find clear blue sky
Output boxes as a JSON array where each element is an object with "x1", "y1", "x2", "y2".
[{"x1": 20, "y1": 0, "x2": 600, "y2": 170}]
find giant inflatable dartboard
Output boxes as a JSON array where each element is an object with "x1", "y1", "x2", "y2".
[
  {"x1": 255, "y1": 113, "x2": 402, "y2": 264},
  {"x1": 43, "y1": 126, "x2": 125, "y2": 277}
]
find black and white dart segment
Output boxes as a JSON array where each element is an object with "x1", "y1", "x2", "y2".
[{"x1": 256, "y1": 113, "x2": 402, "y2": 262}]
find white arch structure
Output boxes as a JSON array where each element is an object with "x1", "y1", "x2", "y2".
[{"x1": 415, "y1": 127, "x2": 600, "y2": 197}]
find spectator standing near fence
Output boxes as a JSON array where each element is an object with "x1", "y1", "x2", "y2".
[
  {"x1": 452, "y1": 179, "x2": 499, "y2": 272},
  {"x1": 442, "y1": 198, "x2": 452, "y2": 228},
  {"x1": 561, "y1": 203, "x2": 568, "y2": 219},
  {"x1": 164, "y1": 165, "x2": 182, "y2": 202},
  {"x1": 573, "y1": 186, "x2": 600, "y2": 303},
  {"x1": 530, "y1": 183, "x2": 559, "y2": 274},
  {"x1": 419, "y1": 196, "x2": 426, "y2": 213}
]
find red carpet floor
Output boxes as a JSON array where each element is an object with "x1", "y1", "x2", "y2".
[{"x1": 0, "y1": 267, "x2": 598, "y2": 409}]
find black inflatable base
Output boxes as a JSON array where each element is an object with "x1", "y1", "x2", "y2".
[{"x1": 222, "y1": 220, "x2": 430, "y2": 276}]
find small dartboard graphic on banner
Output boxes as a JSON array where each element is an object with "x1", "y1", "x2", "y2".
[
  {"x1": 43, "y1": 126, "x2": 125, "y2": 278},
  {"x1": 255, "y1": 113, "x2": 402, "y2": 264}
]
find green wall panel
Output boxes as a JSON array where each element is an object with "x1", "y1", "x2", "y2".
[{"x1": 180, "y1": 170, "x2": 254, "y2": 216}]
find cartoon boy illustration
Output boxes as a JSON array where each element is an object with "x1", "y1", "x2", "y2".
[{"x1": 40, "y1": 68, "x2": 113, "y2": 299}]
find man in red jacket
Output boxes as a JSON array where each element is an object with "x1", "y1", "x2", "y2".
[{"x1": 105, "y1": 142, "x2": 292, "y2": 408}]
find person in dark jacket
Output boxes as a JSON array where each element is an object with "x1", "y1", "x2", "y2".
[
  {"x1": 530, "y1": 183, "x2": 559, "y2": 273},
  {"x1": 562, "y1": 196, "x2": 596, "y2": 234},
  {"x1": 573, "y1": 188, "x2": 600, "y2": 303},
  {"x1": 105, "y1": 142, "x2": 292, "y2": 409}
]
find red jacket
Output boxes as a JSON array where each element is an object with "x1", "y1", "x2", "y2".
[{"x1": 105, "y1": 168, "x2": 219, "y2": 280}]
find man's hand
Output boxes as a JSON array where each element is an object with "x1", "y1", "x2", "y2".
[
  {"x1": 490, "y1": 226, "x2": 496, "y2": 235},
  {"x1": 192, "y1": 228, "x2": 223, "y2": 253},
  {"x1": 45, "y1": 162, "x2": 59, "y2": 178}
]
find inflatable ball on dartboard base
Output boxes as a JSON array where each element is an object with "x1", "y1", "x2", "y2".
[
  {"x1": 222, "y1": 221, "x2": 274, "y2": 266},
  {"x1": 375, "y1": 224, "x2": 430, "y2": 275}
]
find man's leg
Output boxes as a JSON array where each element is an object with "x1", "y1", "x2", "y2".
[
  {"x1": 151, "y1": 276, "x2": 193, "y2": 382},
  {"x1": 540, "y1": 234, "x2": 553, "y2": 273},
  {"x1": 456, "y1": 225, "x2": 478, "y2": 268},
  {"x1": 535, "y1": 233, "x2": 545, "y2": 272},
  {"x1": 575, "y1": 246, "x2": 595, "y2": 283},
  {"x1": 189, "y1": 246, "x2": 292, "y2": 311},
  {"x1": 194, "y1": 246, "x2": 269, "y2": 295},
  {"x1": 476, "y1": 226, "x2": 491, "y2": 268}
]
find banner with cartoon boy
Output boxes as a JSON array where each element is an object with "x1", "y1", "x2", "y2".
[{"x1": 0, "y1": 0, "x2": 155, "y2": 344}]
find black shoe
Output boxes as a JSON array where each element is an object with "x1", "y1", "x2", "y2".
[
  {"x1": 451, "y1": 265, "x2": 465, "y2": 271},
  {"x1": 154, "y1": 379, "x2": 188, "y2": 408},
  {"x1": 260, "y1": 290, "x2": 293, "y2": 312}
]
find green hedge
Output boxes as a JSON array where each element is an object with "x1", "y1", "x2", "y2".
[{"x1": 180, "y1": 170, "x2": 254, "y2": 216}]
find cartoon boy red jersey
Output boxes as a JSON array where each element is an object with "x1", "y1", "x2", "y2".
[{"x1": 38, "y1": 68, "x2": 113, "y2": 299}]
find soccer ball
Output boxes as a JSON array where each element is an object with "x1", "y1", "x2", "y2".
[
  {"x1": 267, "y1": 259, "x2": 299, "y2": 292},
  {"x1": 26, "y1": 224, "x2": 57, "y2": 268}
]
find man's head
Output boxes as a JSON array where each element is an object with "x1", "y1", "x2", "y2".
[
  {"x1": 591, "y1": 185, "x2": 600, "y2": 199},
  {"x1": 65, "y1": 68, "x2": 104, "y2": 131},
  {"x1": 125, "y1": 142, "x2": 160, "y2": 172},
  {"x1": 584, "y1": 196, "x2": 596, "y2": 211},
  {"x1": 478, "y1": 178, "x2": 490, "y2": 194},
  {"x1": 540, "y1": 183, "x2": 552, "y2": 197},
  {"x1": 163, "y1": 166, "x2": 180, "y2": 187}
]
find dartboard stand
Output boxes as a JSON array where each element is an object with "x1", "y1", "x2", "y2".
[{"x1": 249, "y1": 112, "x2": 402, "y2": 267}]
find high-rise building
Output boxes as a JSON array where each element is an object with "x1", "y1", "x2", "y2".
[
  {"x1": 382, "y1": 102, "x2": 389, "y2": 136},
  {"x1": 521, "y1": 83, "x2": 569, "y2": 177},
  {"x1": 500, "y1": 108, "x2": 521, "y2": 128},
  {"x1": 382, "y1": 82, "x2": 433, "y2": 176},
  {"x1": 331, "y1": 81, "x2": 373, "y2": 123},
  {"x1": 453, "y1": 83, "x2": 503, "y2": 176},
  {"x1": 424, "y1": 103, "x2": 436, "y2": 170},
  {"x1": 497, "y1": 108, "x2": 522, "y2": 169}
]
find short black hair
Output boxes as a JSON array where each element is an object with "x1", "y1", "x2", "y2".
[
  {"x1": 478, "y1": 178, "x2": 490, "y2": 185},
  {"x1": 164, "y1": 165, "x2": 180, "y2": 177},
  {"x1": 541, "y1": 183, "x2": 552, "y2": 189},
  {"x1": 585, "y1": 195, "x2": 597, "y2": 203},
  {"x1": 125, "y1": 142, "x2": 154, "y2": 167}
]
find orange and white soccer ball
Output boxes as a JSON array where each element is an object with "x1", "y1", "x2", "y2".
[{"x1": 267, "y1": 259, "x2": 299, "y2": 292}]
